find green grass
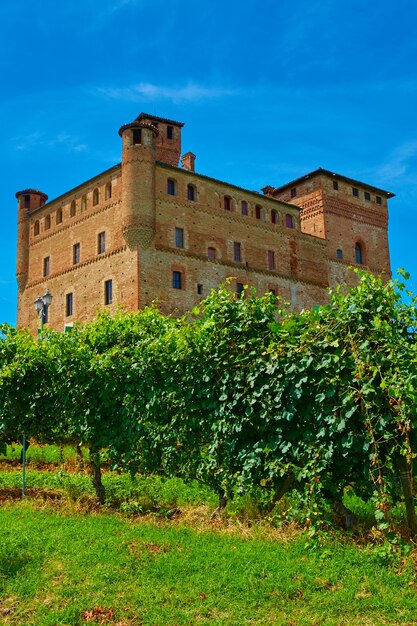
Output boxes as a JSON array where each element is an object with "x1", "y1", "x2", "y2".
[{"x1": 1, "y1": 501, "x2": 417, "y2": 626}]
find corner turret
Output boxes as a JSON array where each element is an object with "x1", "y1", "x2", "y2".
[{"x1": 15, "y1": 189, "x2": 48, "y2": 292}]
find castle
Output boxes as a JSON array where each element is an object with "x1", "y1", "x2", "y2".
[{"x1": 16, "y1": 113, "x2": 394, "y2": 333}]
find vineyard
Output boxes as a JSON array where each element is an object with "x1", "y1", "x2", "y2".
[{"x1": 1, "y1": 270, "x2": 417, "y2": 534}]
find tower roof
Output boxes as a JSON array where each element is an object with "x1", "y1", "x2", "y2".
[
  {"x1": 136, "y1": 113, "x2": 184, "y2": 127},
  {"x1": 271, "y1": 167, "x2": 395, "y2": 198}
]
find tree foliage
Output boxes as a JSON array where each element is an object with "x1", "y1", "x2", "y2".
[{"x1": 1, "y1": 271, "x2": 417, "y2": 532}]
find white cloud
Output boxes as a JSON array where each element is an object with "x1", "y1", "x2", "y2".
[
  {"x1": 97, "y1": 82, "x2": 239, "y2": 104},
  {"x1": 376, "y1": 140, "x2": 417, "y2": 182},
  {"x1": 13, "y1": 131, "x2": 87, "y2": 154}
]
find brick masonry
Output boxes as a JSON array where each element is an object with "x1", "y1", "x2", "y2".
[{"x1": 15, "y1": 114, "x2": 393, "y2": 334}]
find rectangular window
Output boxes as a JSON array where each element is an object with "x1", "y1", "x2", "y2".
[
  {"x1": 333, "y1": 180, "x2": 339, "y2": 190},
  {"x1": 285, "y1": 214, "x2": 294, "y2": 228},
  {"x1": 132, "y1": 128, "x2": 142, "y2": 145},
  {"x1": 172, "y1": 271, "x2": 182, "y2": 289},
  {"x1": 233, "y1": 241, "x2": 241, "y2": 262},
  {"x1": 352, "y1": 187, "x2": 359, "y2": 197},
  {"x1": 167, "y1": 125, "x2": 173, "y2": 139},
  {"x1": 241, "y1": 201, "x2": 248, "y2": 216},
  {"x1": 98, "y1": 232, "x2": 106, "y2": 254},
  {"x1": 376, "y1": 195, "x2": 382, "y2": 205},
  {"x1": 73, "y1": 243, "x2": 80, "y2": 265},
  {"x1": 66, "y1": 293, "x2": 73, "y2": 317},
  {"x1": 175, "y1": 227, "x2": 184, "y2": 249},
  {"x1": 43, "y1": 256, "x2": 50, "y2": 277},
  {"x1": 104, "y1": 279, "x2": 113, "y2": 305},
  {"x1": 290, "y1": 188, "x2": 297, "y2": 198},
  {"x1": 24, "y1": 194, "x2": 30, "y2": 209},
  {"x1": 236, "y1": 282, "x2": 244, "y2": 296},
  {"x1": 268, "y1": 250, "x2": 276, "y2": 270},
  {"x1": 364, "y1": 191, "x2": 371, "y2": 201},
  {"x1": 224, "y1": 196, "x2": 231, "y2": 211},
  {"x1": 197, "y1": 284, "x2": 203, "y2": 295}
]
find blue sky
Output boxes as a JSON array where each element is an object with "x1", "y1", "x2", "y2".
[{"x1": 1, "y1": 0, "x2": 417, "y2": 325}]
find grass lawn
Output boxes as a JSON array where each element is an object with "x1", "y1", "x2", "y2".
[
  {"x1": 1, "y1": 500, "x2": 417, "y2": 626},
  {"x1": 1, "y1": 445, "x2": 417, "y2": 625}
]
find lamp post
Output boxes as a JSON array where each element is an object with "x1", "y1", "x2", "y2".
[{"x1": 21, "y1": 291, "x2": 53, "y2": 499}]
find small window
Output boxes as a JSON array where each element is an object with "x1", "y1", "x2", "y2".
[
  {"x1": 364, "y1": 191, "x2": 371, "y2": 201},
  {"x1": 355, "y1": 242, "x2": 363, "y2": 265},
  {"x1": 104, "y1": 279, "x2": 113, "y2": 305},
  {"x1": 56, "y1": 208, "x2": 62, "y2": 224},
  {"x1": 105, "y1": 182, "x2": 112, "y2": 200},
  {"x1": 93, "y1": 188, "x2": 99, "y2": 206},
  {"x1": 352, "y1": 187, "x2": 359, "y2": 197},
  {"x1": 132, "y1": 128, "x2": 142, "y2": 145},
  {"x1": 333, "y1": 180, "x2": 339, "y2": 190},
  {"x1": 43, "y1": 256, "x2": 50, "y2": 277},
  {"x1": 175, "y1": 227, "x2": 184, "y2": 249},
  {"x1": 45, "y1": 215, "x2": 51, "y2": 230},
  {"x1": 73, "y1": 243, "x2": 80, "y2": 265},
  {"x1": 98, "y1": 232, "x2": 106, "y2": 254},
  {"x1": 233, "y1": 241, "x2": 241, "y2": 262},
  {"x1": 224, "y1": 196, "x2": 231, "y2": 211},
  {"x1": 376, "y1": 196, "x2": 382, "y2": 205},
  {"x1": 285, "y1": 214, "x2": 294, "y2": 229},
  {"x1": 24, "y1": 194, "x2": 30, "y2": 209},
  {"x1": 172, "y1": 271, "x2": 182, "y2": 289},
  {"x1": 66, "y1": 293, "x2": 73, "y2": 317},
  {"x1": 167, "y1": 126, "x2": 173, "y2": 139},
  {"x1": 81, "y1": 195, "x2": 87, "y2": 211},
  {"x1": 236, "y1": 282, "x2": 244, "y2": 297},
  {"x1": 187, "y1": 184, "x2": 196, "y2": 201},
  {"x1": 255, "y1": 205, "x2": 262, "y2": 220},
  {"x1": 271, "y1": 209, "x2": 277, "y2": 224},
  {"x1": 269, "y1": 288, "x2": 277, "y2": 296},
  {"x1": 70, "y1": 200, "x2": 76, "y2": 217},
  {"x1": 290, "y1": 188, "x2": 297, "y2": 198},
  {"x1": 241, "y1": 201, "x2": 248, "y2": 216},
  {"x1": 34, "y1": 220, "x2": 40, "y2": 236},
  {"x1": 197, "y1": 284, "x2": 203, "y2": 295},
  {"x1": 167, "y1": 179, "x2": 176, "y2": 196},
  {"x1": 336, "y1": 248, "x2": 343, "y2": 260},
  {"x1": 208, "y1": 247, "x2": 216, "y2": 260},
  {"x1": 268, "y1": 250, "x2": 276, "y2": 270}
]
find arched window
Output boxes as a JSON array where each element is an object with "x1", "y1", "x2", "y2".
[
  {"x1": 336, "y1": 249, "x2": 343, "y2": 260},
  {"x1": 167, "y1": 179, "x2": 176, "y2": 195},
  {"x1": 70, "y1": 200, "x2": 76, "y2": 217},
  {"x1": 285, "y1": 214, "x2": 294, "y2": 229},
  {"x1": 208, "y1": 247, "x2": 216, "y2": 260},
  {"x1": 34, "y1": 220, "x2": 40, "y2": 236},
  {"x1": 93, "y1": 188, "x2": 99, "y2": 206},
  {"x1": 81, "y1": 195, "x2": 87, "y2": 211},
  {"x1": 56, "y1": 208, "x2": 63, "y2": 224},
  {"x1": 105, "y1": 182, "x2": 112, "y2": 200},
  {"x1": 45, "y1": 215, "x2": 51, "y2": 230},
  {"x1": 255, "y1": 205, "x2": 263, "y2": 220},
  {"x1": 241, "y1": 201, "x2": 248, "y2": 216},
  {"x1": 271, "y1": 210, "x2": 277, "y2": 224},
  {"x1": 224, "y1": 196, "x2": 232, "y2": 211},
  {"x1": 355, "y1": 242, "x2": 363, "y2": 265},
  {"x1": 187, "y1": 184, "x2": 196, "y2": 201}
]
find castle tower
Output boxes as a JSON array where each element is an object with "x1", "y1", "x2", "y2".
[
  {"x1": 15, "y1": 189, "x2": 48, "y2": 292},
  {"x1": 118, "y1": 120, "x2": 159, "y2": 250},
  {"x1": 270, "y1": 169, "x2": 393, "y2": 279},
  {"x1": 135, "y1": 113, "x2": 184, "y2": 167}
]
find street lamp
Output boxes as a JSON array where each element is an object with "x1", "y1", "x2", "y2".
[
  {"x1": 23, "y1": 291, "x2": 53, "y2": 499},
  {"x1": 34, "y1": 290, "x2": 53, "y2": 336}
]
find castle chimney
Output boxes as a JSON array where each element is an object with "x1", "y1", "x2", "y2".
[{"x1": 181, "y1": 152, "x2": 196, "y2": 172}]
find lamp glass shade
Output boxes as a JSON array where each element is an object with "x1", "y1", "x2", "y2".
[
  {"x1": 34, "y1": 296, "x2": 43, "y2": 313},
  {"x1": 43, "y1": 290, "x2": 52, "y2": 307}
]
